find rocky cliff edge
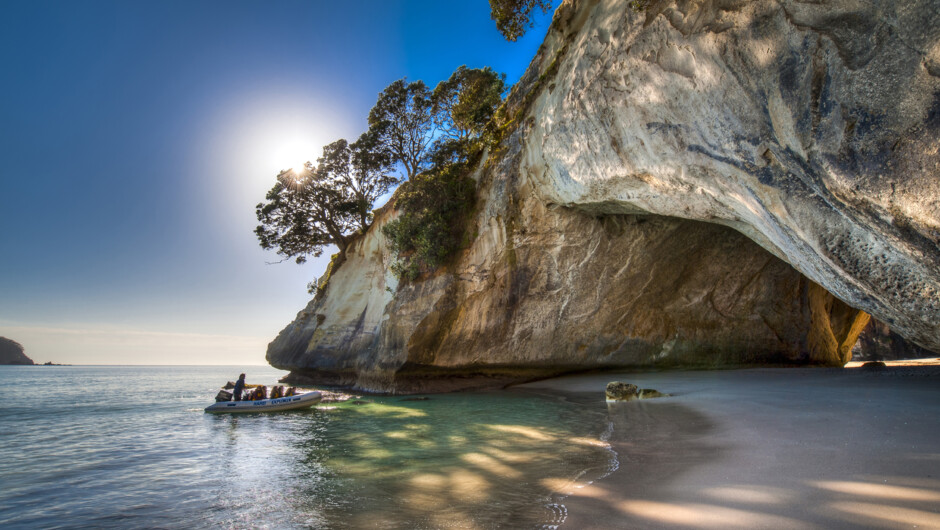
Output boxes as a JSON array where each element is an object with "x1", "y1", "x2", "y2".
[{"x1": 268, "y1": 0, "x2": 939, "y2": 392}]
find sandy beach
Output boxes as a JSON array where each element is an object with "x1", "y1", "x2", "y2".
[{"x1": 520, "y1": 361, "x2": 940, "y2": 529}]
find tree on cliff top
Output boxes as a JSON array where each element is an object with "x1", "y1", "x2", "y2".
[
  {"x1": 381, "y1": 68, "x2": 505, "y2": 280},
  {"x1": 489, "y1": 0, "x2": 552, "y2": 41},
  {"x1": 432, "y1": 66, "x2": 507, "y2": 143},
  {"x1": 255, "y1": 165, "x2": 353, "y2": 263},
  {"x1": 367, "y1": 79, "x2": 436, "y2": 182},
  {"x1": 254, "y1": 132, "x2": 395, "y2": 263},
  {"x1": 318, "y1": 134, "x2": 397, "y2": 229},
  {"x1": 255, "y1": 65, "x2": 505, "y2": 273}
]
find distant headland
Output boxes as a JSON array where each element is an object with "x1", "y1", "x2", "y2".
[{"x1": 0, "y1": 337, "x2": 34, "y2": 365}]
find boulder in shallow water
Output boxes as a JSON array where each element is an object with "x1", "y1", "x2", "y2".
[
  {"x1": 606, "y1": 382, "x2": 639, "y2": 401},
  {"x1": 638, "y1": 389, "x2": 668, "y2": 399},
  {"x1": 606, "y1": 382, "x2": 669, "y2": 401},
  {"x1": 215, "y1": 390, "x2": 233, "y2": 402}
]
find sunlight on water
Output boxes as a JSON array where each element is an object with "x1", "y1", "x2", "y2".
[
  {"x1": 0, "y1": 366, "x2": 612, "y2": 529},
  {"x1": 309, "y1": 393, "x2": 613, "y2": 528}
]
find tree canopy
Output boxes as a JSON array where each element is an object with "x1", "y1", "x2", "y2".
[
  {"x1": 382, "y1": 141, "x2": 478, "y2": 280},
  {"x1": 254, "y1": 132, "x2": 396, "y2": 263},
  {"x1": 255, "y1": 65, "x2": 507, "y2": 280},
  {"x1": 488, "y1": 0, "x2": 552, "y2": 41},
  {"x1": 367, "y1": 79, "x2": 435, "y2": 182},
  {"x1": 432, "y1": 66, "x2": 507, "y2": 143},
  {"x1": 317, "y1": 133, "x2": 397, "y2": 229},
  {"x1": 255, "y1": 165, "x2": 356, "y2": 264}
]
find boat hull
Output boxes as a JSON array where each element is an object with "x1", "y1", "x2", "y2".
[{"x1": 204, "y1": 391, "x2": 322, "y2": 413}]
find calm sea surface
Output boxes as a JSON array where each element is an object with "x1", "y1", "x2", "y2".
[{"x1": 0, "y1": 365, "x2": 614, "y2": 529}]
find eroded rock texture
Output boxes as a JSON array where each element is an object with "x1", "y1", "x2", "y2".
[
  {"x1": 268, "y1": 142, "x2": 868, "y2": 392},
  {"x1": 854, "y1": 318, "x2": 940, "y2": 361},
  {"x1": 523, "y1": 0, "x2": 939, "y2": 350},
  {"x1": 267, "y1": 0, "x2": 938, "y2": 391},
  {"x1": 269, "y1": 188, "x2": 835, "y2": 391}
]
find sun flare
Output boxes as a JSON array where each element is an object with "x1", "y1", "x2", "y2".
[{"x1": 271, "y1": 137, "x2": 315, "y2": 176}]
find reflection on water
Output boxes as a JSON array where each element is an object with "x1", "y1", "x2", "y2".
[
  {"x1": 293, "y1": 394, "x2": 613, "y2": 529},
  {"x1": 0, "y1": 366, "x2": 613, "y2": 529}
]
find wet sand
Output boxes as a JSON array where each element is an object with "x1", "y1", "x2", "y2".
[{"x1": 519, "y1": 361, "x2": 940, "y2": 529}]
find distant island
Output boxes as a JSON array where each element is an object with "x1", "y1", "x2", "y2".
[{"x1": 0, "y1": 337, "x2": 34, "y2": 365}]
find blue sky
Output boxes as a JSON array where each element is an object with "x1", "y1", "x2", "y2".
[{"x1": 0, "y1": 0, "x2": 557, "y2": 364}]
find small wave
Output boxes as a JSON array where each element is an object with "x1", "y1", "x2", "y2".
[
  {"x1": 538, "y1": 420, "x2": 619, "y2": 529},
  {"x1": 599, "y1": 420, "x2": 620, "y2": 476},
  {"x1": 539, "y1": 502, "x2": 568, "y2": 530}
]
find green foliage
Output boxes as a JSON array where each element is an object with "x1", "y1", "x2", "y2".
[
  {"x1": 255, "y1": 165, "x2": 357, "y2": 264},
  {"x1": 489, "y1": 0, "x2": 552, "y2": 41},
  {"x1": 318, "y1": 133, "x2": 398, "y2": 229},
  {"x1": 382, "y1": 145, "x2": 478, "y2": 281},
  {"x1": 378, "y1": 66, "x2": 509, "y2": 281},
  {"x1": 367, "y1": 79, "x2": 435, "y2": 181},
  {"x1": 255, "y1": 133, "x2": 396, "y2": 264},
  {"x1": 432, "y1": 66, "x2": 507, "y2": 142},
  {"x1": 307, "y1": 251, "x2": 344, "y2": 295},
  {"x1": 257, "y1": 63, "x2": 506, "y2": 286}
]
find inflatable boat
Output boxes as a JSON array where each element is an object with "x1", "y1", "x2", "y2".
[{"x1": 204, "y1": 391, "x2": 322, "y2": 414}]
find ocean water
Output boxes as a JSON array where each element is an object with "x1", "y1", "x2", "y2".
[{"x1": 0, "y1": 366, "x2": 614, "y2": 529}]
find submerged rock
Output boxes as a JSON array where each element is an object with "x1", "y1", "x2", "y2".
[{"x1": 638, "y1": 389, "x2": 669, "y2": 399}]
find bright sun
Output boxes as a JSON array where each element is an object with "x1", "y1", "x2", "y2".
[{"x1": 271, "y1": 137, "x2": 314, "y2": 175}]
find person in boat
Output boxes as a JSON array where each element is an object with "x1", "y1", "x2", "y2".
[{"x1": 233, "y1": 373, "x2": 246, "y2": 401}]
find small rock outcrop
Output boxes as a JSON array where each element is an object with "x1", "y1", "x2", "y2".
[
  {"x1": 638, "y1": 388, "x2": 668, "y2": 399},
  {"x1": 606, "y1": 382, "x2": 639, "y2": 400},
  {"x1": 0, "y1": 337, "x2": 33, "y2": 365},
  {"x1": 606, "y1": 381, "x2": 669, "y2": 401},
  {"x1": 860, "y1": 361, "x2": 887, "y2": 370}
]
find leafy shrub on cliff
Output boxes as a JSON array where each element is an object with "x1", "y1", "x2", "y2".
[
  {"x1": 383, "y1": 141, "x2": 478, "y2": 281},
  {"x1": 489, "y1": 0, "x2": 552, "y2": 41},
  {"x1": 382, "y1": 68, "x2": 505, "y2": 281}
]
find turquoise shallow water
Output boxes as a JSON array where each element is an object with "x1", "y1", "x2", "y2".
[{"x1": 0, "y1": 365, "x2": 613, "y2": 529}]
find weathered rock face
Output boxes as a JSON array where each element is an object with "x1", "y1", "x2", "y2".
[
  {"x1": 267, "y1": 0, "x2": 939, "y2": 391},
  {"x1": 854, "y1": 318, "x2": 940, "y2": 361},
  {"x1": 522, "y1": 0, "x2": 940, "y2": 351},
  {"x1": 0, "y1": 337, "x2": 33, "y2": 365},
  {"x1": 268, "y1": 154, "x2": 868, "y2": 391}
]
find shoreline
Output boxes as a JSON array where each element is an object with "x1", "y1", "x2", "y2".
[{"x1": 519, "y1": 362, "x2": 940, "y2": 529}]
